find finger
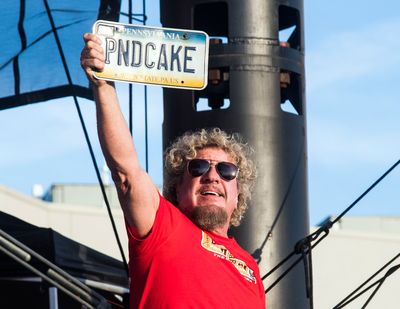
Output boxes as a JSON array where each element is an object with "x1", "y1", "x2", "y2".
[
  {"x1": 83, "y1": 32, "x2": 101, "y2": 44},
  {"x1": 80, "y1": 60, "x2": 106, "y2": 87},
  {"x1": 82, "y1": 33, "x2": 104, "y2": 58},
  {"x1": 80, "y1": 42, "x2": 104, "y2": 66},
  {"x1": 81, "y1": 54, "x2": 105, "y2": 73},
  {"x1": 86, "y1": 39, "x2": 104, "y2": 56},
  {"x1": 91, "y1": 58, "x2": 105, "y2": 72}
]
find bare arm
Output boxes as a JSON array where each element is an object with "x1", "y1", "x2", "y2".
[{"x1": 81, "y1": 33, "x2": 159, "y2": 237}]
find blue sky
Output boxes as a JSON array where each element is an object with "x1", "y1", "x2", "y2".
[{"x1": 1, "y1": 1, "x2": 399, "y2": 226}]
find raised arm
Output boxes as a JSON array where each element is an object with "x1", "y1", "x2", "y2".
[{"x1": 80, "y1": 33, "x2": 159, "y2": 237}]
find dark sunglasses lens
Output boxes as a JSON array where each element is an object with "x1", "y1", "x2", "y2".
[
  {"x1": 188, "y1": 159, "x2": 210, "y2": 177},
  {"x1": 217, "y1": 162, "x2": 238, "y2": 181}
]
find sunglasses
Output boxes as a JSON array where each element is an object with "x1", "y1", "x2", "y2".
[{"x1": 187, "y1": 159, "x2": 239, "y2": 181}]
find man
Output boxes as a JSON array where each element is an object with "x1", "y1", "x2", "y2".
[{"x1": 81, "y1": 33, "x2": 266, "y2": 308}]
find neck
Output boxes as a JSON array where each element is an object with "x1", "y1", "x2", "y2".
[{"x1": 209, "y1": 224, "x2": 229, "y2": 237}]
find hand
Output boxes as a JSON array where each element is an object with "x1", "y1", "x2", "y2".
[{"x1": 80, "y1": 33, "x2": 108, "y2": 87}]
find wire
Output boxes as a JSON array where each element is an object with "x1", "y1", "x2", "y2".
[
  {"x1": 263, "y1": 231, "x2": 330, "y2": 293},
  {"x1": 121, "y1": 3, "x2": 149, "y2": 172},
  {"x1": 333, "y1": 253, "x2": 400, "y2": 309},
  {"x1": 119, "y1": 12, "x2": 147, "y2": 23},
  {"x1": 330, "y1": 159, "x2": 400, "y2": 226},
  {"x1": 252, "y1": 140, "x2": 305, "y2": 264},
  {"x1": 262, "y1": 159, "x2": 400, "y2": 298},
  {"x1": 127, "y1": 0, "x2": 133, "y2": 135},
  {"x1": 142, "y1": 0, "x2": 149, "y2": 172},
  {"x1": 361, "y1": 264, "x2": 400, "y2": 308},
  {"x1": 299, "y1": 239, "x2": 314, "y2": 309},
  {"x1": 43, "y1": 0, "x2": 129, "y2": 276},
  {"x1": 13, "y1": 0, "x2": 26, "y2": 96}
]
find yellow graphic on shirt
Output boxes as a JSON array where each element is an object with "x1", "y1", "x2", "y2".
[{"x1": 201, "y1": 232, "x2": 257, "y2": 284}]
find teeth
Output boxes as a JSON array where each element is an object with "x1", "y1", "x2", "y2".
[{"x1": 201, "y1": 191, "x2": 220, "y2": 196}]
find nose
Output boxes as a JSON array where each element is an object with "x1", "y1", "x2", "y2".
[{"x1": 201, "y1": 164, "x2": 220, "y2": 183}]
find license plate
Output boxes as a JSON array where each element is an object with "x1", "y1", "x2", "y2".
[{"x1": 92, "y1": 20, "x2": 209, "y2": 90}]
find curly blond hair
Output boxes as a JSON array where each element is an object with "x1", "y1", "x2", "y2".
[{"x1": 163, "y1": 128, "x2": 257, "y2": 227}]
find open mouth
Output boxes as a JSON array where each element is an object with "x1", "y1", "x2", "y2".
[{"x1": 200, "y1": 191, "x2": 223, "y2": 197}]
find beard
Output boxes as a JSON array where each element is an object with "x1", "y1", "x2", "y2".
[{"x1": 189, "y1": 205, "x2": 228, "y2": 232}]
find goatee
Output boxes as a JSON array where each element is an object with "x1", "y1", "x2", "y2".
[{"x1": 190, "y1": 205, "x2": 228, "y2": 231}]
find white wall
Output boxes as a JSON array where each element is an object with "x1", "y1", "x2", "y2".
[
  {"x1": 0, "y1": 185, "x2": 128, "y2": 261},
  {"x1": 312, "y1": 228, "x2": 400, "y2": 309},
  {"x1": 2, "y1": 185, "x2": 399, "y2": 308}
]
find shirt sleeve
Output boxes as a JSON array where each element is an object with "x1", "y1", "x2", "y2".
[{"x1": 126, "y1": 195, "x2": 181, "y2": 257}]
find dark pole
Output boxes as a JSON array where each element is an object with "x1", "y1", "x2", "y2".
[
  {"x1": 128, "y1": 0, "x2": 133, "y2": 134},
  {"x1": 160, "y1": 1, "x2": 308, "y2": 308}
]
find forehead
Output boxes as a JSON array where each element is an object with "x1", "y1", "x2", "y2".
[{"x1": 195, "y1": 147, "x2": 233, "y2": 163}]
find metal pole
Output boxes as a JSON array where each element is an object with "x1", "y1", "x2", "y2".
[
  {"x1": 49, "y1": 287, "x2": 59, "y2": 309},
  {"x1": 160, "y1": 1, "x2": 309, "y2": 308}
]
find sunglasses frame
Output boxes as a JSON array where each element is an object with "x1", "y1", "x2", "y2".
[{"x1": 187, "y1": 159, "x2": 239, "y2": 181}]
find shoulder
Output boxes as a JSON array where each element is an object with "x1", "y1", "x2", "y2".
[{"x1": 127, "y1": 195, "x2": 192, "y2": 241}]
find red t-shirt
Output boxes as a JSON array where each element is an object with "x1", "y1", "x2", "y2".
[{"x1": 126, "y1": 196, "x2": 266, "y2": 308}]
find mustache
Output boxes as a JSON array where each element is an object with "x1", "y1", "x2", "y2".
[{"x1": 196, "y1": 185, "x2": 224, "y2": 197}]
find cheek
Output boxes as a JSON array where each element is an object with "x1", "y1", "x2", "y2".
[
  {"x1": 228, "y1": 183, "x2": 239, "y2": 204},
  {"x1": 230, "y1": 180, "x2": 239, "y2": 194},
  {"x1": 176, "y1": 184, "x2": 185, "y2": 205}
]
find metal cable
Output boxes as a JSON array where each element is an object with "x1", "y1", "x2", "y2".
[
  {"x1": 142, "y1": 0, "x2": 149, "y2": 172},
  {"x1": 333, "y1": 253, "x2": 400, "y2": 309},
  {"x1": 252, "y1": 140, "x2": 305, "y2": 263},
  {"x1": 330, "y1": 159, "x2": 400, "y2": 226},
  {"x1": 128, "y1": 0, "x2": 133, "y2": 134},
  {"x1": 123, "y1": 3, "x2": 149, "y2": 171},
  {"x1": 262, "y1": 159, "x2": 400, "y2": 298},
  {"x1": 43, "y1": 0, "x2": 128, "y2": 276}
]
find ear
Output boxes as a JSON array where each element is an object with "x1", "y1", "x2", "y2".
[
  {"x1": 175, "y1": 181, "x2": 183, "y2": 205},
  {"x1": 174, "y1": 186, "x2": 179, "y2": 204}
]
